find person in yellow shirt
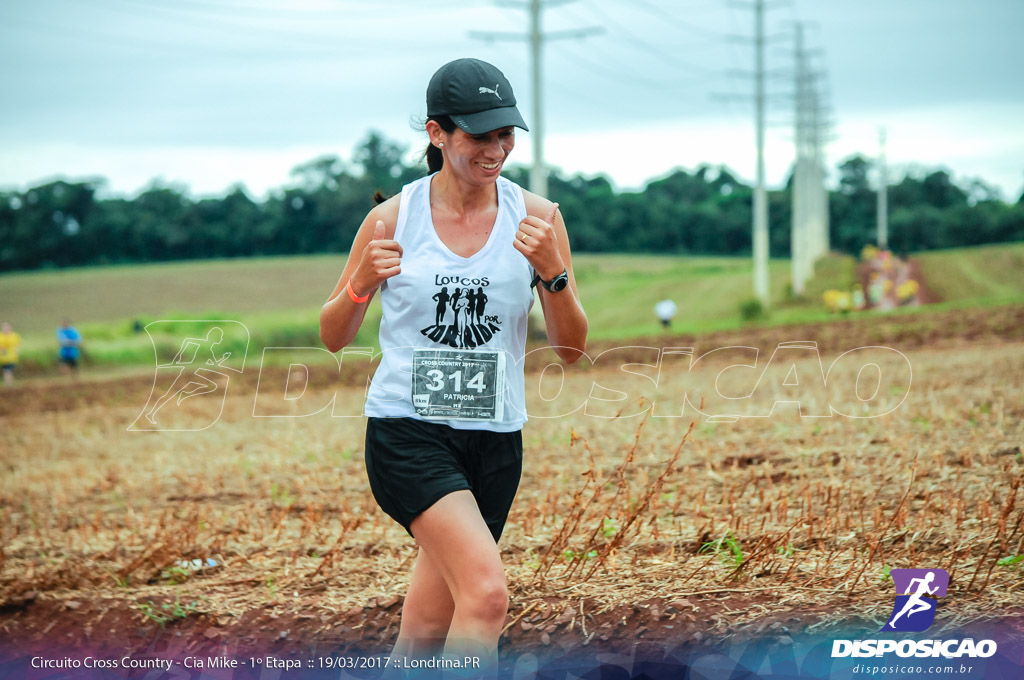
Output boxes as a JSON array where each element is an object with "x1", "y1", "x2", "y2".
[{"x1": 0, "y1": 321, "x2": 21, "y2": 386}]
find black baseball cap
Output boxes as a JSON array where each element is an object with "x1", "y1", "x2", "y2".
[{"x1": 426, "y1": 58, "x2": 529, "y2": 134}]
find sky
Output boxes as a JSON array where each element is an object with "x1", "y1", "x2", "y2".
[{"x1": 1, "y1": 0, "x2": 1022, "y2": 201}]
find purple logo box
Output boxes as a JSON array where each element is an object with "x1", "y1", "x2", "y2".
[{"x1": 890, "y1": 568, "x2": 949, "y2": 597}]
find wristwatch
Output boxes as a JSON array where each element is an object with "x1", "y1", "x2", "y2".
[{"x1": 532, "y1": 268, "x2": 569, "y2": 293}]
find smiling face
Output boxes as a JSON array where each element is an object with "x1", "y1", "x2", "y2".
[{"x1": 428, "y1": 121, "x2": 515, "y2": 186}]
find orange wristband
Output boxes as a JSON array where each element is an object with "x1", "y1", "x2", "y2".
[{"x1": 346, "y1": 278, "x2": 370, "y2": 304}]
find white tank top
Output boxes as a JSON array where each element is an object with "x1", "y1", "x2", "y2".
[{"x1": 364, "y1": 173, "x2": 534, "y2": 432}]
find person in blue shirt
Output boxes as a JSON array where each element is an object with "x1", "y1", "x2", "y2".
[{"x1": 56, "y1": 318, "x2": 82, "y2": 379}]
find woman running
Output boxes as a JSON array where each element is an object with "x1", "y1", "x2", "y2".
[{"x1": 319, "y1": 58, "x2": 587, "y2": 668}]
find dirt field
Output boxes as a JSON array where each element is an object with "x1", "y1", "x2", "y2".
[{"x1": 1, "y1": 309, "x2": 1023, "y2": 667}]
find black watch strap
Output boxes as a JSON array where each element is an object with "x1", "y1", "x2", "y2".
[{"x1": 532, "y1": 268, "x2": 569, "y2": 292}]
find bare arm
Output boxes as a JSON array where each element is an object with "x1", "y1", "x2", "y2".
[
  {"x1": 319, "y1": 198, "x2": 402, "y2": 352},
  {"x1": 515, "y1": 192, "x2": 588, "y2": 363}
]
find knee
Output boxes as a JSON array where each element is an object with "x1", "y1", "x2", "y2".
[
  {"x1": 402, "y1": 604, "x2": 454, "y2": 639},
  {"x1": 460, "y1": 580, "x2": 509, "y2": 624}
]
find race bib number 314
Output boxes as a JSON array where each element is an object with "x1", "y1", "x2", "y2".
[{"x1": 411, "y1": 349, "x2": 506, "y2": 421}]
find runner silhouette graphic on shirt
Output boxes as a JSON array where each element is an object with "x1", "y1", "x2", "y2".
[
  {"x1": 473, "y1": 286, "x2": 488, "y2": 324},
  {"x1": 433, "y1": 287, "x2": 451, "y2": 325},
  {"x1": 144, "y1": 328, "x2": 232, "y2": 424},
  {"x1": 421, "y1": 283, "x2": 501, "y2": 349},
  {"x1": 465, "y1": 288, "x2": 478, "y2": 324},
  {"x1": 887, "y1": 572, "x2": 938, "y2": 628}
]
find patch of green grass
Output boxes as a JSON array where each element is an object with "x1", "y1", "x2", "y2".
[
  {"x1": 997, "y1": 554, "x2": 1024, "y2": 568},
  {"x1": 5, "y1": 245, "x2": 1023, "y2": 372},
  {"x1": 699, "y1": 531, "x2": 744, "y2": 568},
  {"x1": 601, "y1": 517, "x2": 619, "y2": 539},
  {"x1": 916, "y1": 243, "x2": 1024, "y2": 302},
  {"x1": 160, "y1": 565, "x2": 191, "y2": 585},
  {"x1": 563, "y1": 548, "x2": 598, "y2": 562},
  {"x1": 270, "y1": 482, "x2": 294, "y2": 508},
  {"x1": 574, "y1": 254, "x2": 796, "y2": 340},
  {"x1": 0, "y1": 255, "x2": 350, "y2": 335},
  {"x1": 134, "y1": 594, "x2": 201, "y2": 627}
]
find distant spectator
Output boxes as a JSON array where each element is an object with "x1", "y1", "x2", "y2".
[
  {"x1": 0, "y1": 321, "x2": 21, "y2": 386},
  {"x1": 897, "y1": 279, "x2": 920, "y2": 306},
  {"x1": 823, "y1": 289, "x2": 840, "y2": 314},
  {"x1": 852, "y1": 284, "x2": 866, "y2": 311},
  {"x1": 655, "y1": 299, "x2": 678, "y2": 329},
  {"x1": 868, "y1": 273, "x2": 885, "y2": 307},
  {"x1": 824, "y1": 289, "x2": 853, "y2": 314},
  {"x1": 836, "y1": 291, "x2": 852, "y2": 314},
  {"x1": 132, "y1": 319, "x2": 144, "y2": 334},
  {"x1": 880, "y1": 250, "x2": 895, "y2": 273},
  {"x1": 56, "y1": 318, "x2": 82, "y2": 379}
]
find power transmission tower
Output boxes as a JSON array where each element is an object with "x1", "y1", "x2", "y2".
[
  {"x1": 877, "y1": 127, "x2": 888, "y2": 249},
  {"x1": 812, "y1": 75, "x2": 831, "y2": 261},
  {"x1": 784, "y1": 19, "x2": 833, "y2": 296},
  {"x1": 789, "y1": 23, "x2": 832, "y2": 293},
  {"x1": 790, "y1": 22, "x2": 811, "y2": 295},
  {"x1": 470, "y1": 0, "x2": 601, "y2": 198}
]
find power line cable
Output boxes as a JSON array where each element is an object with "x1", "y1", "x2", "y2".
[
  {"x1": 545, "y1": 41, "x2": 710, "y2": 119},
  {"x1": 628, "y1": 0, "x2": 725, "y2": 43},
  {"x1": 580, "y1": 1, "x2": 715, "y2": 74}
]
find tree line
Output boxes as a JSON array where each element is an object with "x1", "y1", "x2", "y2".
[{"x1": 1, "y1": 132, "x2": 1022, "y2": 272}]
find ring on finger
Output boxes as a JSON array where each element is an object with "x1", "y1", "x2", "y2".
[{"x1": 519, "y1": 232, "x2": 528, "y2": 243}]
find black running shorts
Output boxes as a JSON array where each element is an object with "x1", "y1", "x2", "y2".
[{"x1": 364, "y1": 417, "x2": 523, "y2": 542}]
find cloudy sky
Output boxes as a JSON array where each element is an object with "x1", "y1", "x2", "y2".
[{"x1": 2, "y1": 0, "x2": 1022, "y2": 200}]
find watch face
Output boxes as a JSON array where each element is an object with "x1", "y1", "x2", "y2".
[{"x1": 549, "y1": 273, "x2": 568, "y2": 292}]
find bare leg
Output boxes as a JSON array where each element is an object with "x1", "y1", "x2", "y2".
[
  {"x1": 407, "y1": 490, "x2": 508, "y2": 673},
  {"x1": 390, "y1": 548, "x2": 455, "y2": 661}
]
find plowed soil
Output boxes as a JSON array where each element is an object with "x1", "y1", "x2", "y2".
[{"x1": 2, "y1": 305, "x2": 1023, "y2": 667}]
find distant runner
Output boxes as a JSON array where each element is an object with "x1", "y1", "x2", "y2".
[
  {"x1": 0, "y1": 321, "x2": 21, "y2": 386},
  {"x1": 655, "y1": 299, "x2": 678, "y2": 329},
  {"x1": 56, "y1": 318, "x2": 82, "y2": 380}
]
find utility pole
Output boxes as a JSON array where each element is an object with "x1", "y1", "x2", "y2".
[
  {"x1": 529, "y1": 0, "x2": 545, "y2": 197},
  {"x1": 723, "y1": 0, "x2": 781, "y2": 307},
  {"x1": 790, "y1": 22, "x2": 808, "y2": 295},
  {"x1": 752, "y1": 0, "x2": 770, "y2": 307},
  {"x1": 471, "y1": 1, "x2": 600, "y2": 198},
  {"x1": 877, "y1": 127, "x2": 888, "y2": 249}
]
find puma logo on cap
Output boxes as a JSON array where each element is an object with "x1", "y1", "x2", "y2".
[{"x1": 478, "y1": 84, "x2": 502, "y2": 100}]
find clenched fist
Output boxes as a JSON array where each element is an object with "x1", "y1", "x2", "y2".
[
  {"x1": 351, "y1": 220, "x2": 403, "y2": 297},
  {"x1": 513, "y1": 202, "x2": 564, "y2": 281}
]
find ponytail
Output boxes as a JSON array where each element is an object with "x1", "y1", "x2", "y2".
[
  {"x1": 425, "y1": 144, "x2": 443, "y2": 174},
  {"x1": 423, "y1": 115, "x2": 457, "y2": 174}
]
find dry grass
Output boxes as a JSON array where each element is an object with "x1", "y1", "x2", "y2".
[{"x1": 0, "y1": 340, "x2": 1022, "y2": 650}]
